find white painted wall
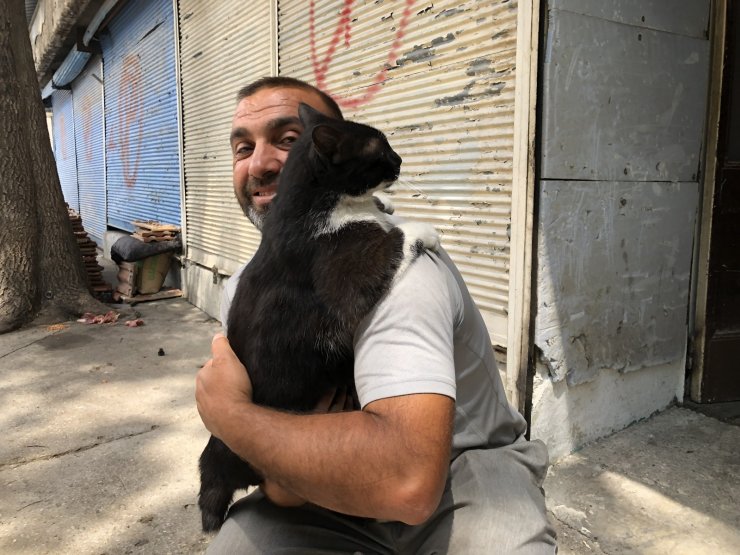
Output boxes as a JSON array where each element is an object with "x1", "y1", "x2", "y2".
[
  {"x1": 531, "y1": 357, "x2": 685, "y2": 461},
  {"x1": 182, "y1": 262, "x2": 228, "y2": 327},
  {"x1": 532, "y1": 0, "x2": 710, "y2": 458}
]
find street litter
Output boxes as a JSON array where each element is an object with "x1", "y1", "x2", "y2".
[{"x1": 77, "y1": 311, "x2": 119, "y2": 324}]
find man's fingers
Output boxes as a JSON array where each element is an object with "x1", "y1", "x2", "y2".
[{"x1": 211, "y1": 333, "x2": 235, "y2": 359}]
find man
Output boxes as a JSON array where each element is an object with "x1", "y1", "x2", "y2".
[{"x1": 196, "y1": 76, "x2": 557, "y2": 553}]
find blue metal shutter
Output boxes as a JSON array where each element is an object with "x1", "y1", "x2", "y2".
[
  {"x1": 71, "y1": 56, "x2": 106, "y2": 245},
  {"x1": 101, "y1": 0, "x2": 180, "y2": 231},
  {"x1": 51, "y1": 89, "x2": 79, "y2": 213}
]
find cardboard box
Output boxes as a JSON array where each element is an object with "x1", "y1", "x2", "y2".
[{"x1": 136, "y1": 253, "x2": 172, "y2": 294}]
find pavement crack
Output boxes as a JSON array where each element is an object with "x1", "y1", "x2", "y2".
[
  {"x1": 549, "y1": 510, "x2": 610, "y2": 554},
  {"x1": 17, "y1": 498, "x2": 47, "y2": 512},
  {"x1": 0, "y1": 331, "x2": 64, "y2": 360},
  {"x1": 1, "y1": 425, "x2": 160, "y2": 469}
]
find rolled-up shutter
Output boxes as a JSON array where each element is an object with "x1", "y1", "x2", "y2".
[
  {"x1": 278, "y1": 0, "x2": 518, "y2": 345},
  {"x1": 51, "y1": 89, "x2": 79, "y2": 213},
  {"x1": 178, "y1": 0, "x2": 274, "y2": 274},
  {"x1": 71, "y1": 56, "x2": 106, "y2": 245},
  {"x1": 101, "y1": 0, "x2": 180, "y2": 231}
]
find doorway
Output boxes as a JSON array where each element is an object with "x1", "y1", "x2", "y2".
[{"x1": 693, "y1": 0, "x2": 740, "y2": 403}]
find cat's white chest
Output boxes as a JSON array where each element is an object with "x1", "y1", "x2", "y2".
[{"x1": 317, "y1": 195, "x2": 393, "y2": 236}]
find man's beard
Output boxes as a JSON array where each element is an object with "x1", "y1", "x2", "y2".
[
  {"x1": 244, "y1": 203, "x2": 267, "y2": 230},
  {"x1": 239, "y1": 175, "x2": 277, "y2": 230}
]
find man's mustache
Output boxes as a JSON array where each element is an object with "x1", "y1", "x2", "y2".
[{"x1": 247, "y1": 174, "x2": 278, "y2": 193}]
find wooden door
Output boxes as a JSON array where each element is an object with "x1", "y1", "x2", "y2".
[{"x1": 702, "y1": 1, "x2": 740, "y2": 402}]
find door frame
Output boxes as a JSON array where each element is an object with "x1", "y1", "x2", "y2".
[
  {"x1": 691, "y1": 0, "x2": 728, "y2": 402},
  {"x1": 508, "y1": 0, "x2": 540, "y2": 415}
]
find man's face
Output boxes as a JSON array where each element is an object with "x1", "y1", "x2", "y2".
[{"x1": 230, "y1": 87, "x2": 336, "y2": 229}]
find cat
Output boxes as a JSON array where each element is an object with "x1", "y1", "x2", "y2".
[{"x1": 197, "y1": 103, "x2": 439, "y2": 532}]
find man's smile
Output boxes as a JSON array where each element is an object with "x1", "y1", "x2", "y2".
[{"x1": 251, "y1": 185, "x2": 277, "y2": 207}]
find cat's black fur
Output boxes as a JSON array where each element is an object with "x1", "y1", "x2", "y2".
[{"x1": 197, "y1": 103, "x2": 437, "y2": 532}]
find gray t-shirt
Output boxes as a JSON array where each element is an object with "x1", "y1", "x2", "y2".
[{"x1": 220, "y1": 246, "x2": 526, "y2": 457}]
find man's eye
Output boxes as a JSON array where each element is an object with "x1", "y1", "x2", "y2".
[
  {"x1": 279, "y1": 134, "x2": 298, "y2": 148},
  {"x1": 235, "y1": 145, "x2": 253, "y2": 157}
]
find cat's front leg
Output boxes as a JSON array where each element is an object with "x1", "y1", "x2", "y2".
[
  {"x1": 393, "y1": 221, "x2": 440, "y2": 280},
  {"x1": 372, "y1": 192, "x2": 395, "y2": 215}
]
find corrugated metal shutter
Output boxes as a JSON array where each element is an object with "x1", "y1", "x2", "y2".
[
  {"x1": 278, "y1": 0, "x2": 517, "y2": 345},
  {"x1": 71, "y1": 55, "x2": 106, "y2": 245},
  {"x1": 101, "y1": 0, "x2": 180, "y2": 232},
  {"x1": 178, "y1": 0, "x2": 274, "y2": 274},
  {"x1": 51, "y1": 89, "x2": 79, "y2": 213}
]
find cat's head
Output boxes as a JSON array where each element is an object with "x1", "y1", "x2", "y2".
[{"x1": 296, "y1": 103, "x2": 402, "y2": 197}]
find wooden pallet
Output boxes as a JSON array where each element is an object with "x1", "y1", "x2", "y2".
[
  {"x1": 114, "y1": 288, "x2": 183, "y2": 305},
  {"x1": 131, "y1": 220, "x2": 181, "y2": 233},
  {"x1": 132, "y1": 232, "x2": 178, "y2": 243}
]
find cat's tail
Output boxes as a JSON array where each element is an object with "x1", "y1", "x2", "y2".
[{"x1": 198, "y1": 435, "x2": 263, "y2": 532}]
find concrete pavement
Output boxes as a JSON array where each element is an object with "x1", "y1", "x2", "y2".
[
  {"x1": 0, "y1": 299, "x2": 217, "y2": 554},
  {"x1": 1, "y1": 297, "x2": 738, "y2": 554}
]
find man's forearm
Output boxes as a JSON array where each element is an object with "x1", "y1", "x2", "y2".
[{"x1": 218, "y1": 395, "x2": 453, "y2": 524}]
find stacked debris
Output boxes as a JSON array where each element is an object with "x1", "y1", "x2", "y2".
[
  {"x1": 132, "y1": 220, "x2": 181, "y2": 243},
  {"x1": 111, "y1": 220, "x2": 182, "y2": 304},
  {"x1": 68, "y1": 206, "x2": 112, "y2": 299}
]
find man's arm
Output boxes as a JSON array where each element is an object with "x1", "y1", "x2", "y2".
[{"x1": 196, "y1": 336, "x2": 454, "y2": 525}]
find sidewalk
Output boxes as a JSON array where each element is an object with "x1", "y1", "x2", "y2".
[{"x1": 1, "y1": 297, "x2": 738, "y2": 554}]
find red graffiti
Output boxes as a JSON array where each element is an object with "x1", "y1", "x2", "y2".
[
  {"x1": 57, "y1": 113, "x2": 69, "y2": 160},
  {"x1": 108, "y1": 55, "x2": 143, "y2": 188},
  {"x1": 309, "y1": 0, "x2": 415, "y2": 109},
  {"x1": 81, "y1": 96, "x2": 93, "y2": 162}
]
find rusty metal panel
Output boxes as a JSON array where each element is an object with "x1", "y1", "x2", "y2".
[
  {"x1": 278, "y1": 0, "x2": 519, "y2": 345},
  {"x1": 51, "y1": 89, "x2": 79, "y2": 213},
  {"x1": 101, "y1": 0, "x2": 180, "y2": 232},
  {"x1": 178, "y1": 0, "x2": 273, "y2": 273},
  {"x1": 71, "y1": 56, "x2": 105, "y2": 246},
  {"x1": 535, "y1": 180, "x2": 699, "y2": 385},
  {"x1": 541, "y1": 8, "x2": 710, "y2": 182},
  {"x1": 550, "y1": 0, "x2": 710, "y2": 39}
]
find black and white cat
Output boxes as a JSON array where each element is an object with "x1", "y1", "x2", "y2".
[{"x1": 197, "y1": 103, "x2": 439, "y2": 532}]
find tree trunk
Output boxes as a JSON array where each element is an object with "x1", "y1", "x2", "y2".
[{"x1": 0, "y1": 0, "x2": 107, "y2": 333}]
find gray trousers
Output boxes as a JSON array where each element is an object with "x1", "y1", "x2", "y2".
[{"x1": 206, "y1": 439, "x2": 557, "y2": 554}]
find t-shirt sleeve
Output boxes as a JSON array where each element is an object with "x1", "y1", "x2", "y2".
[{"x1": 353, "y1": 251, "x2": 461, "y2": 408}]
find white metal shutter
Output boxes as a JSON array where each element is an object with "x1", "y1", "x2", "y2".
[
  {"x1": 178, "y1": 0, "x2": 274, "y2": 274},
  {"x1": 278, "y1": 0, "x2": 518, "y2": 345}
]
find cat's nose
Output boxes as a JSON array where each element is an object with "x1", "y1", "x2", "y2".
[{"x1": 389, "y1": 151, "x2": 402, "y2": 167}]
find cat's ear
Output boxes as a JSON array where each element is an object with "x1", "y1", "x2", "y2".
[
  {"x1": 298, "y1": 103, "x2": 325, "y2": 127},
  {"x1": 311, "y1": 124, "x2": 343, "y2": 163}
]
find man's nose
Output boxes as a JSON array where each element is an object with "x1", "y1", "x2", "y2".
[{"x1": 249, "y1": 142, "x2": 281, "y2": 179}]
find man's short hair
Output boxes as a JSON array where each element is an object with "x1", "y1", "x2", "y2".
[{"x1": 236, "y1": 76, "x2": 344, "y2": 120}]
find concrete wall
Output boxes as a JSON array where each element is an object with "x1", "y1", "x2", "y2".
[
  {"x1": 30, "y1": 0, "x2": 98, "y2": 83},
  {"x1": 531, "y1": 0, "x2": 711, "y2": 458},
  {"x1": 182, "y1": 262, "x2": 228, "y2": 328}
]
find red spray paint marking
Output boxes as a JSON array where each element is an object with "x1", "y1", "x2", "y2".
[
  {"x1": 58, "y1": 113, "x2": 69, "y2": 160},
  {"x1": 81, "y1": 96, "x2": 93, "y2": 162},
  {"x1": 309, "y1": 0, "x2": 415, "y2": 110},
  {"x1": 117, "y1": 55, "x2": 143, "y2": 188}
]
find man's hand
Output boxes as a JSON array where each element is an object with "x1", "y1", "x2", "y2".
[{"x1": 195, "y1": 333, "x2": 253, "y2": 440}]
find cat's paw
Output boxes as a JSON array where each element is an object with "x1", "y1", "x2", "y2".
[
  {"x1": 372, "y1": 193, "x2": 395, "y2": 215},
  {"x1": 397, "y1": 221, "x2": 440, "y2": 257}
]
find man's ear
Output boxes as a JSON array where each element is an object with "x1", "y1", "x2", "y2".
[
  {"x1": 298, "y1": 103, "x2": 324, "y2": 127},
  {"x1": 311, "y1": 124, "x2": 343, "y2": 163}
]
